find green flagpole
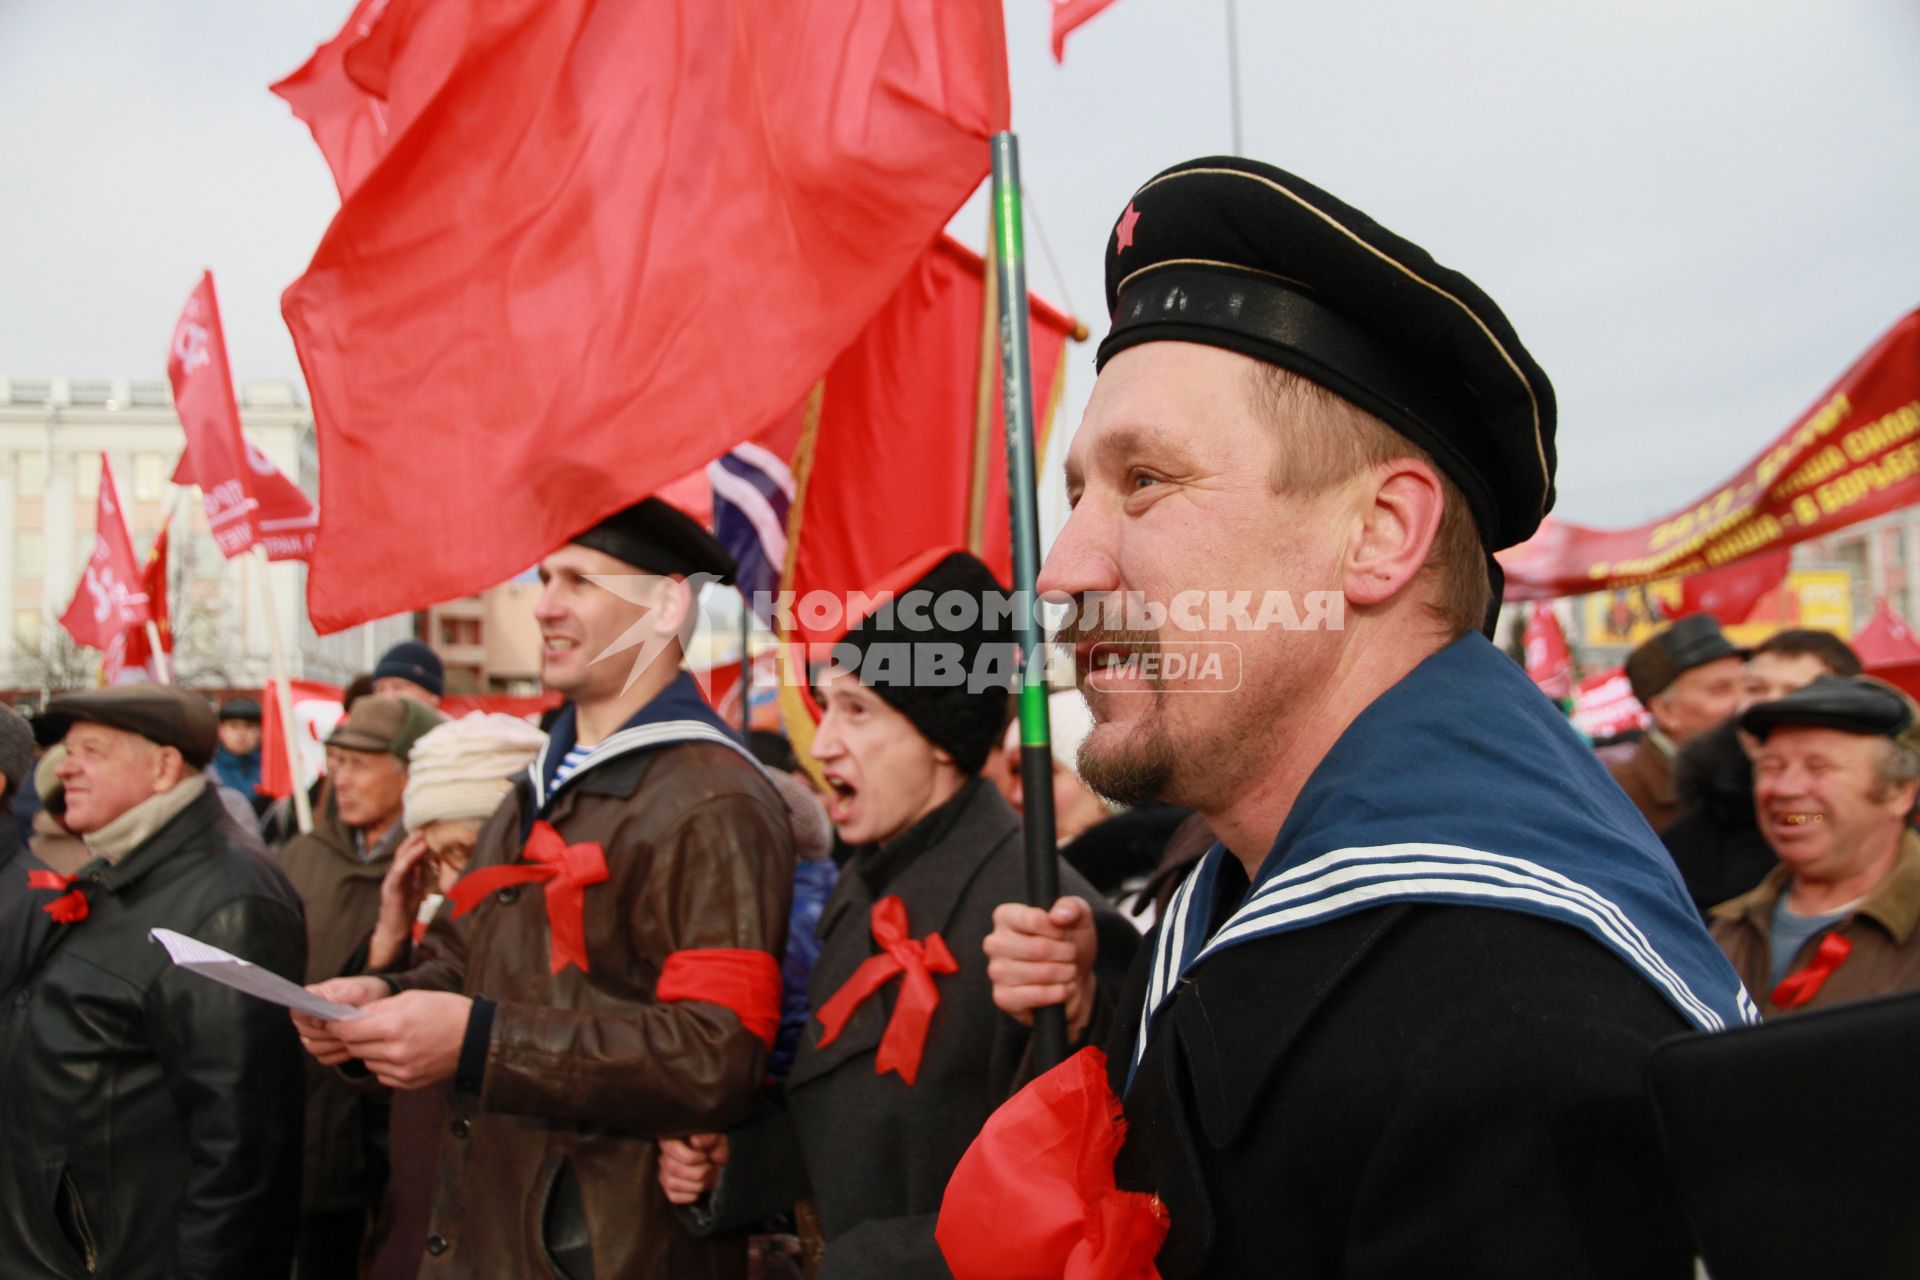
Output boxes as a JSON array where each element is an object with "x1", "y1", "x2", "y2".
[{"x1": 991, "y1": 132, "x2": 1066, "y2": 1071}]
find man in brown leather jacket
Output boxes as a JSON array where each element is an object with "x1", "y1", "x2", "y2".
[
  {"x1": 296, "y1": 499, "x2": 794, "y2": 1280},
  {"x1": 1603, "y1": 614, "x2": 1745, "y2": 831}
]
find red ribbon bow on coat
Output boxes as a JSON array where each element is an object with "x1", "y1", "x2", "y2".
[
  {"x1": 26, "y1": 869, "x2": 89, "y2": 924},
  {"x1": 1770, "y1": 931, "x2": 1853, "y2": 1009},
  {"x1": 448, "y1": 821, "x2": 607, "y2": 974},
  {"x1": 814, "y1": 894, "x2": 957, "y2": 1086}
]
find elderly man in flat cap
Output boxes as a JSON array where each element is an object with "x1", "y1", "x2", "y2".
[
  {"x1": 295, "y1": 498, "x2": 793, "y2": 1280},
  {"x1": 279, "y1": 694, "x2": 446, "y2": 1277},
  {"x1": 1604, "y1": 614, "x2": 1747, "y2": 831},
  {"x1": 1709, "y1": 675, "x2": 1920, "y2": 1016},
  {"x1": 0, "y1": 684, "x2": 306, "y2": 1279},
  {"x1": 961, "y1": 158, "x2": 1753, "y2": 1278}
]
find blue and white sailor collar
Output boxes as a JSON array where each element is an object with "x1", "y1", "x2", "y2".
[
  {"x1": 531, "y1": 670, "x2": 757, "y2": 813},
  {"x1": 1132, "y1": 633, "x2": 1758, "y2": 1079}
]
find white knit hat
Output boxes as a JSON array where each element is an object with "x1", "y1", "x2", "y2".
[{"x1": 403, "y1": 712, "x2": 548, "y2": 832}]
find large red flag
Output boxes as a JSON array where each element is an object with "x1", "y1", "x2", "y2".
[
  {"x1": 60, "y1": 456, "x2": 151, "y2": 652},
  {"x1": 1499, "y1": 309, "x2": 1920, "y2": 599},
  {"x1": 1051, "y1": 0, "x2": 1123, "y2": 61},
  {"x1": 107, "y1": 525, "x2": 173, "y2": 683},
  {"x1": 1674, "y1": 547, "x2": 1790, "y2": 625},
  {"x1": 268, "y1": 0, "x2": 394, "y2": 200},
  {"x1": 278, "y1": 0, "x2": 1010, "y2": 634},
  {"x1": 169, "y1": 272, "x2": 319, "y2": 561}
]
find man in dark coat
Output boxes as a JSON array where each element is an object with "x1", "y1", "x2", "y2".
[
  {"x1": 1602, "y1": 615, "x2": 1746, "y2": 831},
  {"x1": 0, "y1": 685, "x2": 307, "y2": 1279},
  {"x1": 294, "y1": 499, "x2": 793, "y2": 1280},
  {"x1": 660, "y1": 549, "x2": 1134, "y2": 1278},
  {"x1": 280, "y1": 693, "x2": 445, "y2": 1276},
  {"x1": 962, "y1": 158, "x2": 1755, "y2": 1279},
  {"x1": 0, "y1": 702, "x2": 45, "y2": 996}
]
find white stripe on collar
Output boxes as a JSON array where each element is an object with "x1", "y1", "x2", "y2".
[{"x1": 528, "y1": 718, "x2": 760, "y2": 809}]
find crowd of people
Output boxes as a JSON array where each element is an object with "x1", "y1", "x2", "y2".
[{"x1": 4, "y1": 152, "x2": 1918, "y2": 1279}]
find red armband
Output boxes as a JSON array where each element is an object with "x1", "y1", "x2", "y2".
[{"x1": 656, "y1": 948, "x2": 783, "y2": 1049}]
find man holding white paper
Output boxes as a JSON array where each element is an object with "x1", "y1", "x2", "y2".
[{"x1": 0, "y1": 685, "x2": 307, "y2": 1280}]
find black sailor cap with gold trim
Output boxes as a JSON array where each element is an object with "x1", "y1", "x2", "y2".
[
  {"x1": 1099, "y1": 156, "x2": 1557, "y2": 553},
  {"x1": 570, "y1": 496, "x2": 737, "y2": 585}
]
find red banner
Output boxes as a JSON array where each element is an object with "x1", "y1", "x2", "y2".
[
  {"x1": 1051, "y1": 0, "x2": 1122, "y2": 60},
  {"x1": 169, "y1": 272, "x2": 319, "y2": 561},
  {"x1": 1500, "y1": 309, "x2": 1920, "y2": 599},
  {"x1": 1675, "y1": 547, "x2": 1790, "y2": 626},
  {"x1": 60, "y1": 456, "x2": 151, "y2": 653}
]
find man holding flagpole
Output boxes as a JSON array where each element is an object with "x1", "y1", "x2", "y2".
[
  {"x1": 955, "y1": 157, "x2": 1756, "y2": 1277},
  {"x1": 293, "y1": 498, "x2": 794, "y2": 1280}
]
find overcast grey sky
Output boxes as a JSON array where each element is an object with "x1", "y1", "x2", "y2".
[{"x1": 4, "y1": 0, "x2": 1918, "y2": 534}]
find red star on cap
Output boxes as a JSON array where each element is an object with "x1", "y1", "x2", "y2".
[{"x1": 1115, "y1": 202, "x2": 1141, "y2": 252}]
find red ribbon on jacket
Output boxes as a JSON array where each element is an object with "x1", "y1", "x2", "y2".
[
  {"x1": 1770, "y1": 931, "x2": 1854, "y2": 1009},
  {"x1": 936, "y1": 1047, "x2": 1169, "y2": 1280},
  {"x1": 814, "y1": 895, "x2": 957, "y2": 1086},
  {"x1": 656, "y1": 949, "x2": 783, "y2": 1049},
  {"x1": 26, "y1": 869, "x2": 89, "y2": 924},
  {"x1": 447, "y1": 821, "x2": 607, "y2": 974}
]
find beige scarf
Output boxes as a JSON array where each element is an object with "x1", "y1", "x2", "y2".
[{"x1": 85, "y1": 775, "x2": 207, "y2": 865}]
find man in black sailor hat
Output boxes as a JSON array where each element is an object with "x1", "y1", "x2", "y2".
[
  {"x1": 293, "y1": 497, "x2": 795, "y2": 1280},
  {"x1": 951, "y1": 158, "x2": 1755, "y2": 1277}
]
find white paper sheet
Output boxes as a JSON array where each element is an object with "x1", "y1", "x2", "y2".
[{"x1": 149, "y1": 927, "x2": 365, "y2": 1021}]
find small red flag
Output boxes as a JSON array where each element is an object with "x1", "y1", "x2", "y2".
[
  {"x1": 1051, "y1": 0, "x2": 1122, "y2": 61},
  {"x1": 1521, "y1": 605, "x2": 1573, "y2": 700},
  {"x1": 169, "y1": 272, "x2": 319, "y2": 562},
  {"x1": 277, "y1": 0, "x2": 1010, "y2": 634},
  {"x1": 108, "y1": 525, "x2": 173, "y2": 683},
  {"x1": 60, "y1": 456, "x2": 152, "y2": 653}
]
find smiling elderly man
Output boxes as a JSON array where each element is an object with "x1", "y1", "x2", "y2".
[
  {"x1": 959, "y1": 157, "x2": 1754, "y2": 1279},
  {"x1": 1710, "y1": 675, "x2": 1920, "y2": 1015},
  {"x1": 0, "y1": 684, "x2": 306, "y2": 1280}
]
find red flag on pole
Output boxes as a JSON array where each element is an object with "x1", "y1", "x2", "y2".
[
  {"x1": 277, "y1": 0, "x2": 1011, "y2": 634},
  {"x1": 60, "y1": 456, "x2": 151, "y2": 653},
  {"x1": 168, "y1": 272, "x2": 319, "y2": 561},
  {"x1": 108, "y1": 525, "x2": 173, "y2": 683},
  {"x1": 1051, "y1": 0, "x2": 1122, "y2": 61},
  {"x1": 1521, "y1": 605, "x2": 1573, "y2": 700},
  {"x1": 1675, "y1": 547, "x2": 1791, "y2": 625}
]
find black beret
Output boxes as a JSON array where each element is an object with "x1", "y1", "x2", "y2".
[
  {"x1": 1626, "y1": 614, "x2": 1747, "y2": 704},
  {"x1": 37, "y1": 684, "x2": 219, "y2": 769},
  {"x1": 572, "y1": 497, "x2": 737, "y2": 585},
  {"x1": 218, "y1": 696, "x2": 262, "y2": 724},
  {"x1": 1741, "y1": 675, "x2": 1920, "y2": 746},
  {"x1": 1100, "y1": 156, "x2": 1557, "y2": 552},
  {"x1": 814, "y1": 549, "x2": 1017, "y2": 775}
]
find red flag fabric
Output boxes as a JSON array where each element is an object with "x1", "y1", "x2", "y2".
[
  {"x1": 259, "y1": 678, "x2": 348, "y2": 799},
  {"x1": 1675, "y1": 547, "x2": 1791, "y2": 626},
  {"x1": 269, "y1": 0, "x2": 395, "y2": 200},
  {"x1": 1521, "y1": 605, "x2": 1573, "y2": 700},
  {"x1": 1051, "y1": 0, "x2": 1123, "y2": 61},
  {"x1": 169, "y1": 272, "x2": 319, "y2": 561},
  {"x1": 1500, "y1": 309, "x2": 1920, "y2": 599},
  {"x1": 1570, "y1": 667, "x2": 1650, "y2": 742},
  {"x1": 60, "y1": 455, "x2": 151, "y2": 652},
  {"x1": 936, "y1": 1047, "x2": 1169, "y2": 1280},
  {"x1": 1853, "y1": 599, "x2": 1920, "y2": 667},
  {"x1": 279, "y1": 0, "x2": 1010, "y2": 634},
  {"x1": 107, "y1": 525, "x2": 173, "y2": 684}
]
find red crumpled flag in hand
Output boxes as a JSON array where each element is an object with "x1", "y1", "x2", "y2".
[{"x1": 936, "y1": 1046, "x2": 1169, "y2": 1280}]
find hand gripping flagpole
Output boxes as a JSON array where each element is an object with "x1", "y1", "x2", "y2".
[{"x1": 991, "y1": 133, "x2": 1066, "y2": 1072}]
